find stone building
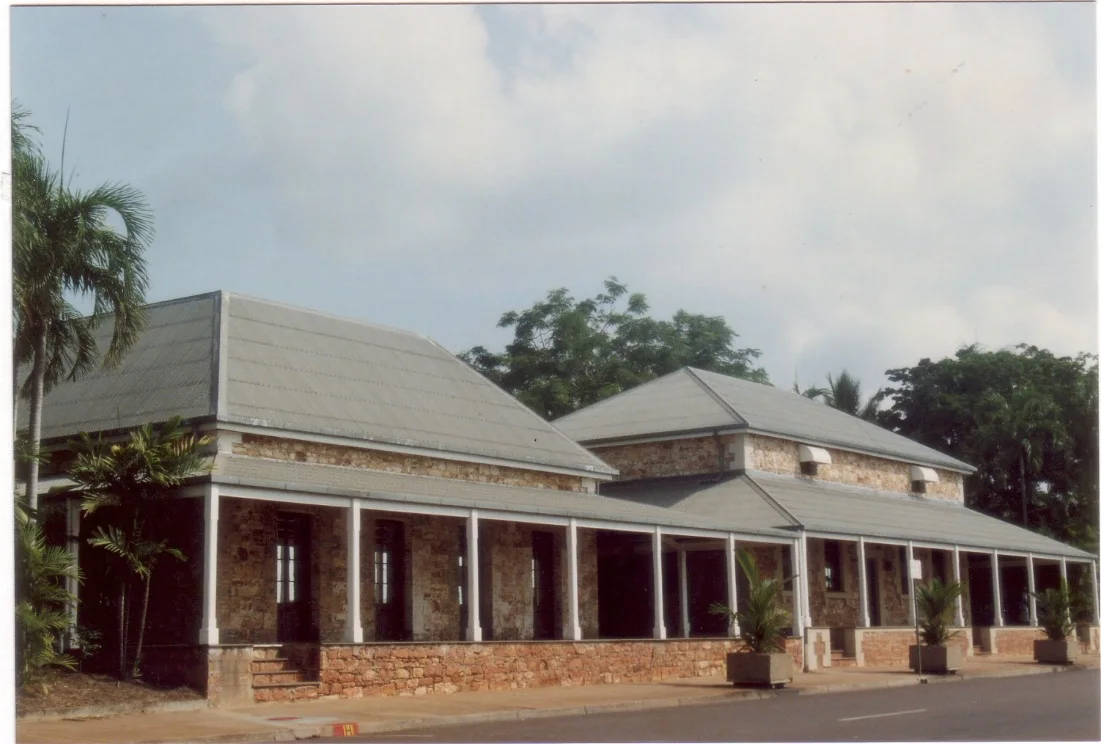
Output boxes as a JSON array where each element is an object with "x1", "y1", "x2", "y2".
[
  {"x1": 553, "y1": 367, "x2": 1100, "y2": 669},
  {"x1": 29, "y1": 292, "x2": 1099, "y2": 706}
]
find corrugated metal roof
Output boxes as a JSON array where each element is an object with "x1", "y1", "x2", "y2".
[
  {"x1": 221, "y1": 294, "x2": 614, "y2": 476},
  {"x1": 600, "y1": 475, "x2": 799, "y2": 535},
  {"x1": 554, "y1": 368, "x2": 974, "y2": 473},
  {"x1": 211, "y1": 454, "x2": 789, "y2": 538},
  {"x1": 21, "y1": 293, "x2": 219, "y2": 440},
  {"x1": 749, "y1": 472, "x2": 1094, "y2": 559}
]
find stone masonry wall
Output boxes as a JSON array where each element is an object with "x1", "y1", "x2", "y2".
[
  {"x1": 860, "y1": 628, "x2": 971, "y2": 667},
  {"x1": 313, "y1": 506, "x2": 347, "y2": 642},
  {"x1": 591, "y1": 436, "x2": 734, "y2": 480},
  {"x1": 315, "y1": 637, "x2": 803, "y2": 699},
  {"x1": 557, "y1": 528, "x2": 599, "y2": 639},
  {"x1": 747, "y1": 435, "x2": 964, "y2": 502},
  {"x1": 807, "y1": 539, "x2": 860, "y2": 628},
  {"x1": 486, "y1": 521, "x2": 535, "y2": 641},
  {"x1": 218, "y1": 498, "x2": 279, "y2": 644},
  {"x1": 408, "y1": 514, "x2": 463, "y2": 642},
  {"x1": 994, "y1": 627, "x2": 1045, "y2": 656},
  {"x1": 233, "y1": 433, "x2": 585, "y2": 491}
]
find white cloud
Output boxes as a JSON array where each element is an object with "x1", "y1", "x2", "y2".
[{"x1": 199, "y1": 3, "x2": 1095, "y2": 388}]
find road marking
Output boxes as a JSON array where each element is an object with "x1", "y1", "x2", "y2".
[{"x1": 839, "y1": 708, "x2": 927, "y2": 722}]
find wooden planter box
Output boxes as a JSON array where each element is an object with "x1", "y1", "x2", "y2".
[
  {"x1": 726, "y1": 652, "x2": 793, "y2": 688},
  {"x1": 1034, "y1": 639, "x2": 1078, "y2": 665},
  {"x1": 908, "y1": 645, "x2": 962, "y2": 674}
]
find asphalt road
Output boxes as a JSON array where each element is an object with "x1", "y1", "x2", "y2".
[{"x1": 346, "y1": 669, "x2": 1101, "y2": 743}]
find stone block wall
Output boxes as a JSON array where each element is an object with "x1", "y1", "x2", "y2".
[
  {"x1": 858, "y1": 628, "x2": 971, "y2": 667},
  {"x1": 559, "y1": 528, "x2": 599, "y2": 639},
  {"x1": 313, "y1": 506, "x2": 347, "y2": 642},
  {"x1": 207, "y1": 646, "x2": 255, "y2": 707},
  {"x1": 231, "y1": 433, "x2": 584, "y2": 492},
  {"x1": 747, "y1": 435, "x2": 964, "y2": 502},
  {"x1": 314, "y1": 637, "x2": 803, "y2": 700},
  {"x1": 591, "y1": 436, "x2": 732, "y2": 481},
  {"x1": 485, "y1": 521, "x2": 535, "y2": 641},
  {"x1": 993, "y1": 627, "x2": 1045, "y2": 656},
  {"x1": 407, "y1": 514, "x2": 463, "y2": 642},
  {"x1": 807, "y1": 539, "x2": 860, "y2": 628},
  {"x1": 218, "y1": 498, "x2": 279, "y2": 644}
]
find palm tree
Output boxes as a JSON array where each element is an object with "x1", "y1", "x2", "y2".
[
  {"x1": 13, "y1": 109, "x2": 153, "y2": 514},
  {"x1": 801, "y1": 370, "x2": 884, "y2": 422},
  {"x1": 66, "y1": 417, "x2": 211, "y2": 679}
]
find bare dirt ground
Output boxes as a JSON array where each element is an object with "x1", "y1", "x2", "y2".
[{"x1": 17, "y1": 669, "x2": 203, "y2": 716}]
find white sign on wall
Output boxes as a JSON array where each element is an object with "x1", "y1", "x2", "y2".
[{"x1": 911, "y1": 559, "x2": 923, "y2": 581}]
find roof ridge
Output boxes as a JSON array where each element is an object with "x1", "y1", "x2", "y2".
[{"x1": 683, "y1": 367, "x2": 748, "y2": 428}]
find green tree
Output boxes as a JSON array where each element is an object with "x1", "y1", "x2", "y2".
[
  {"x1": 461, "y1": 277, "x2": 769, "y2": 419},
  {"x1": 13, "y1": 108, "x2": 152, "y2": 515},
  {"x1": 880, "y1": 345, "x2": 1098, "y2": 550},
  {"x1": 15, "y1": 496, "x2": 81, "y2": 689},
  {"x1": 65, "y1": 417, "x2": 211, "y2": 679},
  {"x1": 800, "y1": 370, "x2": 885, "y2": 421}
]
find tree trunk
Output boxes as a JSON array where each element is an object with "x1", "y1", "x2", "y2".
[
  {"x1": 134, "y1": 572, "x2": 152, "y2": 679},
  {"x1": 1019, "y1": 450, "x2": 1028, "y2": 529},
  {"x1": 13, "y1": 360, "x2": 20, "y2": 438},
  {"x1": 117, "y1": 584, "x2": 127, "y2": 680},
  {"x1": 25, "y1": 323, "x2": 48, "y2": 516}
]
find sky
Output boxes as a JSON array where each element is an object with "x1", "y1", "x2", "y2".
[{"x1": 11, "y1": 2, "x2": 1098, "y2": 398}]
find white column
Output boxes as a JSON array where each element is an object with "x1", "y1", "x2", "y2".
[
  {"x1": 992, "y1": 550, "x2": 1004, "y2": 628},
  {"x1": 1026, "y1": 553, "x2": 1037, "y2": 627},
  {"x1": 65, "y1": 499, "x2": 81, "y2": 648},
  {"x1": 791, "y1": 539, "x2": 805, "y2": 637},
  {"x1": 905, "y1": 541, "x2": 917, "y2": 626},
  {"x1": 1090, "y1": 561, "x2": 1100, "y2": 626},
  {"x1": 466, "y1": 510, "x2": 482, "y2": 642},
  {"x1": 725, "y1": 535, "x2": 739, "y2": 638},
  {"x1": 344, "y1": 500, "x2": 363, "y2": 643},
  {"x1": 799, "y1": 533, "x2": 812, "y2": 629},
  {"x1": 566, "y1": 518, "x2": 582, "y2": 641},
  {"x1": 198, "y1": 484, "x2": 220, "y2": 646},
  {"x1": 677, "y1": 549, "x2": 690, "y2": 638},
  {"x1": 652, "y1": 528, "x2": 666, "y2": 640},
  {"x1": 952, "y1": 546, "x2": 965, "y2": 627},
  {"x1": 1059, "y1": 557, "x2": 1068, "y2": 584},
  {"x1": 857, "y1": 538, "x2": 869, "y2": 628}
]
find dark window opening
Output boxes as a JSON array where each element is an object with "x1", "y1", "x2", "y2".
[
  {"x1": 800, "y1": 461, "x2": 818, "y2": 477},
  {"x1": 532, "y1": 531, "x2": 556, "y2": 640},
  {"x1": 375, "y1": 519, "x2": 407, "y2": 641},
  {"x1": 900, "y1": 546, "x2": 910, "y2": 594},
  {"x1": 824, "y1": 541, "x2": 844, "y2": 592},
  {"x1": 912, "y1": 480, "x2": 927, "y2": 494}
]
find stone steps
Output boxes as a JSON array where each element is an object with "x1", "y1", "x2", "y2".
[
  {"x1": 251, "y1": 644, "x2": 320, "y2": 703},
  {"x1": 830, "y1": 651, "x2": 858, "y2": 668}
]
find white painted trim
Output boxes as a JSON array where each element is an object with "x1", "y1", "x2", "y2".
[
  {"x1": 1091, "y1": 562, "x2": 1100, "y2": 626},
  {"x1": 726, "y1": 535, "x2": 740, "y2": 638},
  {"x1": 198, "y1": 484, "x2": 220, "y2": 646},
  {"x1": 652, "y1": 528, "x2": 667, "y2": 640},
  {"x1": 909, "y1": 466, "x2": 939, "y2": 484},
  {"x1": 217, "y1": 422, "x2": 615, "y2": 481},
  {"x1": 802, "y1": 531, "x2": 1085, "y2": 563},
  {"x1": 566, "y1": 518, "x2": 582, "y2": 641},
  {"x1": 791, "y1": 539, "x2": 804, "y2": 638},
  {"x1": 466, "y1": 511, "x2": 482, "y2": 642},
  {"x1": 992, "y1": 550, "x2": 1004, "y2": 628},
  {"x1": 799, "y1": 532, "x2": 812, "y2": 629},
  {"x1": 905, "y1": 541, "x2": 917, "y2": 627},
  {"x1": 1059, "y1": 557, "x2": 1068, "y2": 583},
  {"x1": 345, "y1": 500, "x2": 363, "y2": 643},
  {"x1": 1026, "y1": 554, "x2": 1037, "y2": 627},
  {"x1": 857, "y1": 538, "x2": 869, "y2": 628},
  {"x1": 678, "y1": 550, "x2": 690, "y2": 638}
]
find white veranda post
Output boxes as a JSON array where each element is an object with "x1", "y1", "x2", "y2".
[
  {"x1": 678, "y1": 549, "x2": 690, "y2": 639},
  {"x1": 725, "y1": 535, "x2": 739, "y2": 638},
  {"x1": 1026, "y1": 554, "x2": 1037, "y2": 627},
  {"x1": 1091, "y1": 561, "x2": 1100, "y2": 626},
  {"x1": 992, "y1": 550, "x2": 1004, "y2": 628},
  {"x1": 344, "y1": 499, "x2": 363, "y2": 643},
  {"x1": 466, "y1": 510, "x2": 482, "y2": 642},
  {"x1": 952, "y1": 546, "x2": 965, "y2": 627},
  {"x1": 566, "y1": 519, "x2": 582, "y2": 641},
  {"x1": 65, "y1": 498, "x2": 81, "y2": 648},
  {"x1": 799, "y1": 533, "x2": 813, "y2": 630},
  {"x1": 905, "y1": 541, "x2": 917, "y2": 626},
  {"x1": 199, "y1": 484, "x2": 220, "y2": 646},
  {"x1": 857, "y1": 538, "x2": 869, "y2": 628},
  {"x1": 652, "y1": 528, "x2": 666, "y2": 640}
]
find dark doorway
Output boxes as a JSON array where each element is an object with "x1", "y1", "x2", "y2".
[
  {"x1": 479, "y1": 524, "x2": 494, "y2": 640},
  {"x1": 374, "y1": 519, "x2": 407, "y2": 641},
  {"x1": 533, "y1": 531, "x2": 557, "y2": 639},
  {"x1": 688, "y1": 551, "x2": 727, "y2": 636},
  {"x1": 597, "y1": 532, "x2": 653, "y2": 638},
  {"x1": 866, "y1": 558, "x2": 882, "y2": 627},
  {"x1": 276, "y1": 512, "x2": 312, "y2": 643},
  {"x1": 968, "y1": 554, "x2": 995, "y2": 627}
]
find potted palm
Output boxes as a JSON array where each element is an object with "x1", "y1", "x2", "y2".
[
  {"x1": 709, "y1": 548, "x2": 793, "y2": 688},
  {"x1": 910, "y1": 578, "x2": 965, "y2": 674},
  {"x1": 1032, "y1": 580, "x2": 1078, "y2": 665}
]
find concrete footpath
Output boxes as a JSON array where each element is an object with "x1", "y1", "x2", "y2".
[{"x1": 16, "y1": 655, "x2": 1100, "y2": 744}]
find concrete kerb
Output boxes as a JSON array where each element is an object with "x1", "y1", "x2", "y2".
[{"x1": 18, "y1": 698, "x2": 210, "y2": 723}]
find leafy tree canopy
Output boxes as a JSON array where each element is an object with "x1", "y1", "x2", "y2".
[
  {"x1": 460, "y1": 277, "x2": 770, "y2": 420},
  {"x1": 879, "y1": 344, "x2": 1098, "y2": 551}
]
